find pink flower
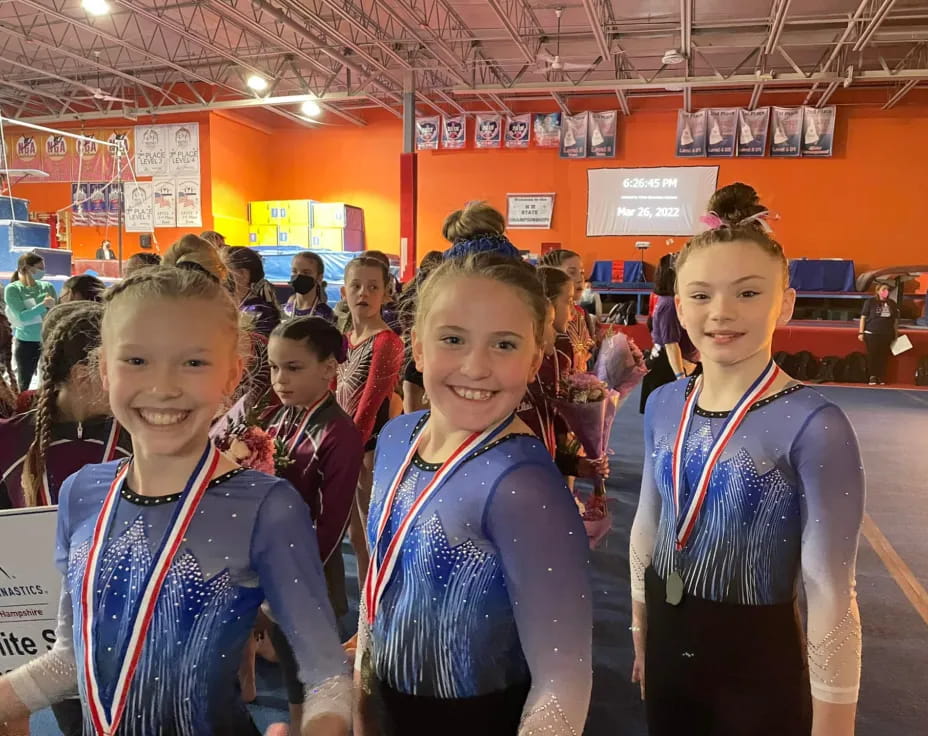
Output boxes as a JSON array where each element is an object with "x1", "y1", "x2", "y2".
[{"x1": 227, "y1": 427, "x2": 276, "y2": 474}]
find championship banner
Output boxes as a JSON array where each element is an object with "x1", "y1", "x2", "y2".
[
  {"x1": 801, "y1": 106, "x2": 836, "y2": 157},
  {"x1": 560, "y1": 111, "x2": 589, "y2": 159},
  {"x1": 533, "y1": 113, "x2": 561, "y2": 148},
  {"x1": 415, "y1": 116, "x2": 440, "y2": 151},
  {"x1": 167, "y1": 123, "x2": 200, "y2": 175},
  {"x1": 474, "y1": 113, "x2": 502, "y2": 148},
  {"x1": 770, "y1": 107, "x2": 803, "y2": 157},
  {"x1": 736, "y1": 108, "x2": 770, "y2": 157},
  {"x1": 152, "y1": 179, "x2": 176, "y2": 228},
  {"x1": 504, "y1": 114, "x2": 531, "y2": 148},
  {"x1": 78, "y1": 134, "x2": 107, "y2": 182},
  {"x1": 9, "y1": 134, "x2": 40, "y2": 171},
  {"x1": 675, "y1": 110, "x2": 707, "y2": 157},
  {"x1": 176, "y1": 178, "x2": 202, "y2": 228},
  {"x1": 507, "y1": 193, "x2": 555, "y2": 229},
  {"x1": 441, "y1": 115, "x2": 466, "y2": 149},
  {"x1": 706, "y1": 108, "x2": 738, "y2": 157},
  {"x1": 104, "y1": 129, "x2": 134, "y2": 180},
  {"x1": 85, "y1": 183, "x2": 110, "y2": 226},
  {"x1": 42, "y1": 134, "x2": 75, "y2": 181},
  {"x1": 124, "y1": 182, "x2": 154, "y2": 232},
  {"x1": 588, "y1": 110, "x2": 617, "y2": 158},
  {"x1": 135, "y1": 125, "x2": 169, "y2": 176},
  {"x1": 0, "y1": 508, "x2": 61, "y2": 673},
  {"x1": 105, "y1": 183, "x2": 123, "y2": 227}
]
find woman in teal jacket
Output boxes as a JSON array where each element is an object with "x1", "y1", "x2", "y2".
[{"x1": 4, "y1": 253, "x2": 56, "y2": 389}]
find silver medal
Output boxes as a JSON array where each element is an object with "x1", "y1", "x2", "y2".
[{"x1": 665, "y1": 570, "x2": 685, "y2": 606}]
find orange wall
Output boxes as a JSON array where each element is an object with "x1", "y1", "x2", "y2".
[
  {"x1": 208, "y1": 112, "x2": 273, "y2": 245},
  {"x1": 9, "y1": 113, "x2": 212, "y2": 259},
  {"x1": 264, "y1": 100, "x2": 928, "y2": 274},
  {"x1": 265, "y1": 119, "x2": 402, "y2": 253}
]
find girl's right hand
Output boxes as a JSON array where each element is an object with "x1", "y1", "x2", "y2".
[
  {"x1": 42, "y1": 296, "x2": 55, "y2": 309},
  {"x1": 630, "y1": 604, "x2": 647, "y2": 701},
  {"x1": 631, "y1": 633, "x2": 646, "y2": 701},
  {"x1": 857, "y1": 334, "x2": 865, "y2": 343}
]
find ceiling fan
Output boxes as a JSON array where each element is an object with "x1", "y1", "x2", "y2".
[
  {"x1": 536, "y1": 8, "x2": 599, "y2": 74},
  {"x1": 73, "y1": 64, "x2": 133, "y2": 103}
]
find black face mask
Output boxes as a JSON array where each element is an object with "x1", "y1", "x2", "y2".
[{"x1": 290, "y1": 274, "x2": 316, "y2": 295}]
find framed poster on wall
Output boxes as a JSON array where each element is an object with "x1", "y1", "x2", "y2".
[{"x1": 507, "y1": 194, "x2": 555, "y2": 229}]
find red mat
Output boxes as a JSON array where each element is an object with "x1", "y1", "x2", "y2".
[{"x1": 601, "y1": 322, "x2": 927, "y2": 387}]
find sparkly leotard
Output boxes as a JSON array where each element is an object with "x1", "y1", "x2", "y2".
[
  {"x1": 336, "y1": 329, "x2": 403, "y2": 444},
  {"x1": 356, "y1": 412, "x2": 592, "y2": 734},
  {"x1": 630, "y1": 379, "x2": 864, "y2": 704},
  {"x1": 6, "y1": 462, "x2": 350, "y2": 734}
]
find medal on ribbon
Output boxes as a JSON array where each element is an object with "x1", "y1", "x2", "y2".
[
  {"x1": 271, "y1": 393, "x2": 329, "y2": 456},
  {"x1": 666, "y1": 361, "x2": 781, "y2": 605},
  {"x1": 38, "y1": 420, "x2": 123, "y2": 506},
  {"x1": 81, "y1": 442, "x2": 220, "y2": 735},
  {"x1": 363, "y1": 413, "x2": 515, "y2": 624}
]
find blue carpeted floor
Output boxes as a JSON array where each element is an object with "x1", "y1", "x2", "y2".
[{"x1": 30, "y1": 385, "x2": 928, "y2": 734}]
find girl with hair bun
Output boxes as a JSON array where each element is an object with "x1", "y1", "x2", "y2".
[
  {"x1": 0, "y1": 266, "x2": 350, "y2": 736},
  {"x1": 0, "y1": 301, "x2": 131, "y2": 736},
  {"x1": 630, "y1": 184, "x2": 864, "y2": 736},
  {"x1": 442, "y1": 201, "x2": 522, "y2": 261},
  {"x1": 355, "y1": 253, "x2": 591, "y2": 735}
]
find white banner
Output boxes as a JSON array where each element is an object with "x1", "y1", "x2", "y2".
[
  {"x1": 152, "y1": 178, "x2": 176, "y2": 228},
  {"x1": 124, "y1": 181, "x2": 154, "y2": 233},
  {"x1": 176, "y1": 177, "x2": 202, "y2": 228},
  {"x1": 0, "y1": 508, "x2": 61, "y2": 673},
  {"x1": 507, "y1": 193, "x2": 555, "y2": 229},
  {"x1": 134, "y1": 125, "x2": 169, "y2": 177},
  {"x1": 167, "y1": 123, "x2": 200, "y2": 175}
]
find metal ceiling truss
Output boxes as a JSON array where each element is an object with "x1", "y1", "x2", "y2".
[{"x1": 0, "y1": 0, "x2": 923, "y2": 125}]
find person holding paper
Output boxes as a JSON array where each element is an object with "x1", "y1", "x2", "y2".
[{"x1": 858, "y1": 282, "x2": 899, "y2": 385}]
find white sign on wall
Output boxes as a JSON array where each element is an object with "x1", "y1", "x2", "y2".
[
  {"x1": 0, "y1": 508, "x2": 61, "y2": 673},
  {"x1": 506, "y1": 193, "x2": 555, "y2": 229}
]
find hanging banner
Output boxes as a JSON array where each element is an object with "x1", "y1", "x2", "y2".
[
  {"x1": 85, "y1": 183, "x2": 110, "y2": 226},
  {"x1": 504, "y1": 114, "x2": 532, "y2": 148},
  {"x1": 104, "y1": 129, "x2": 133, "y2": 180},
  {"x1": 10, "y1": 135, "x2": 40, "y2": 171},
  {"x1": 42, "y1": 134, "x2": 75, "y2": 181},
  {"x1": 801, "y1": 106, "x2": 836, "y2": 157},
  {"x1": 105, "y1": 183, "x2": 123, "y2": 227},
  {"x1": 706, "y1": 108, "x2": 738, "y2": 157},
  {"x1": 0, "y1": 508, "x2": 62, "y2": 673},
  {"x1": 675, "y1": 110, "x2": 707, "y2": 157},
  {"x1": 124, "y1": 182, "x2": 154, "y2": 232},
  {"x1": 770, "y1": 107, "x2": 803, "y2": 157},
  {"x1": 560, "y1": 111, "x2": 589, "y2": 159},
  {"x1": 441, "y1": 115, "x2": 466, "y2": 149},
  {"x1": 167, "y1": 123, "x2": 200, "y2": 175},
  {"x1": 71, "y1": 183, "x2": 91, "y2": 225},
  {"x1": 415, "y1": 116, "x2": 440, "y2": 151},
  {"x1": 588, "y1": 110, "x2": 617, "y2": 158},
  {"x1": 176, "y1": 178, "x2": 202, "y2": 228},
  {"x1": 152, "y1": 179, "x2": 176, "y2": 228},
  {"x1": 135, "y1": 125, "x2": 169, "y2": 176},
  {"x1": 736, "y1": 108, "x2": 770, "y2": 157},
  {"x1": 474, "y1": 113, "x2": 502, "y2": 148},
  {"x1": 533, "y1": 113, "x2": 562, "y2": 148},
  {"x1": 507, "y1": 193, "x2": 555, "y2": 229},
  {"x1": 78, "y1": 134, "x2": 107, "y2": 182}
]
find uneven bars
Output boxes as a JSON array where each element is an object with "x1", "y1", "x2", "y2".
[{"x1": 0, "y1": 115, "x2": 123, "y2": 149}]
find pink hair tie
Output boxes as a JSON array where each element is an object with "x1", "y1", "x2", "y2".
[{"x1": 699, "y1": 212, "x2": 725, "y2": 230}]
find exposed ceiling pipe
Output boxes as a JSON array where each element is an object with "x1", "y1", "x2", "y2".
[
  {"x1": 616, "y1": 89, "x2": 631, "y2": 115},
  {"x1": 816, "y1": 79, "x2": 841, "y2": 107},
  {"x1": 819, "y1": 0, "x2": 871, "y2": 73},
  {"x1": 853, "y1": 0, "x2": 898, "y2": 52},
  {"x1": 764, "y1": 0, "x2": 793, "y2": 56},
  {"x1": 581, "y1": 0, "x2": 613, "y2": 60},
  {"x1": 882, "y1": 78, "x2": 918, "y2": 109}
]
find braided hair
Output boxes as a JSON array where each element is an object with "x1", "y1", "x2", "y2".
[
  {"x1": 21, "y1": 302, "x2": 104, "y2": 506},
  {"x1": 0, "y1": 311, "x2": 17, "y2": 394}
]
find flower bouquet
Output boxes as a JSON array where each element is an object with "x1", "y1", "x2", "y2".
[
  {"x1": 594, "y1": 326, "x2": 648, "y2": 403},
  {"x1": 212, "y1": 394, "x2": 292, "y2": 475},
  {"x1": 552, "y1": 372, "x2": 619, "y2": 548}
]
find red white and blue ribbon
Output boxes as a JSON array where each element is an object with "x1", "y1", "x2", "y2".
[
  {"x1": 80, "y1": 443, "x2": 220, "y2": 736},
  {"x1": 271, "y1": 393, "x2": 329, "y2": 456},
  {"x1": 363, "y1": 413, "x2": 515, "y2": 624},
  {"x1": 38, "y1": 420, "x2": 123, "y2": 507},
  {"x1": 671, "y1": 361, "x2": 780, "y2": 551}
]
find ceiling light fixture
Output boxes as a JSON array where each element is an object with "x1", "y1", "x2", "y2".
[
  {"x1": 81, "y1": 0, "x2": 111, "y2": 15},
  {"x1": 247, "y1": 75, "x2": 269, "y2": 92},
  {"x1": 301, "y1": 99, "x2": 321, "y2": 117},
  {"x1": 661, "y1": 49, "x2": 686, "y2": 66}
]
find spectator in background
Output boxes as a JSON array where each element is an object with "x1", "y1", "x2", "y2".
[
  {"x1": 360, "y1": 249, "x2": 401, "y2": 333},
  {"x1": 200, "y1": 229, "x2": 227, "y2": 250},
  {"x1": 95, "y1": 239, "x2": 116, "y2": 260},
  {"x1": 4, "y1": 253, "x2": 56, "y2": 390},
  {"x1": 60, "y1": 274, "x2": 105, "y2": 303},
  {"x1": 225, "y1": 245, "x2": 282, "y2": 337},
  {"x1": 859, "y1": 281, "x2": 900, "y2": 385},
  {"x1": 124, "y1": 252, "x2": 162, "y2": 275}
]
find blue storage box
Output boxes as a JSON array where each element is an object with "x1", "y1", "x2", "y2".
[
  {"x1": 0, "y1": 220, "x2": 51, "y2": 251},
  {"x1": 0, "y1": 197, "x2": 29, "y2": 221}
]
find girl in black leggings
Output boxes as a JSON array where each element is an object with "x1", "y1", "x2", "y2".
[{"x1": 859, "y1": 282, "x2": 899, "y2": 385}]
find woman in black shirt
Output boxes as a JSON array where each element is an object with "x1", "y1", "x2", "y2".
[{"x1": 859, "y1": 282, "x2": 899, "y2": 385}]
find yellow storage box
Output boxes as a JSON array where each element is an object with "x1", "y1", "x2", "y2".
[
  {"x1": 248, "y1": 225, "x2": 279, "y2": 246},
  {"x1": 277, "y1": 225, "x2": 311, "y2": 247},
  {"x1": 285, "y1": 200, "x2": 312, "y2": 226},
  {"x1": 309, "y1": 228, "x2": 365, "y2": 252},
  {"x1": 248, "y1": 201, "x2": 273, "y2": 226},
  {"x1": 311, "y1": 202, "x2": 364, "y2": 231}
]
